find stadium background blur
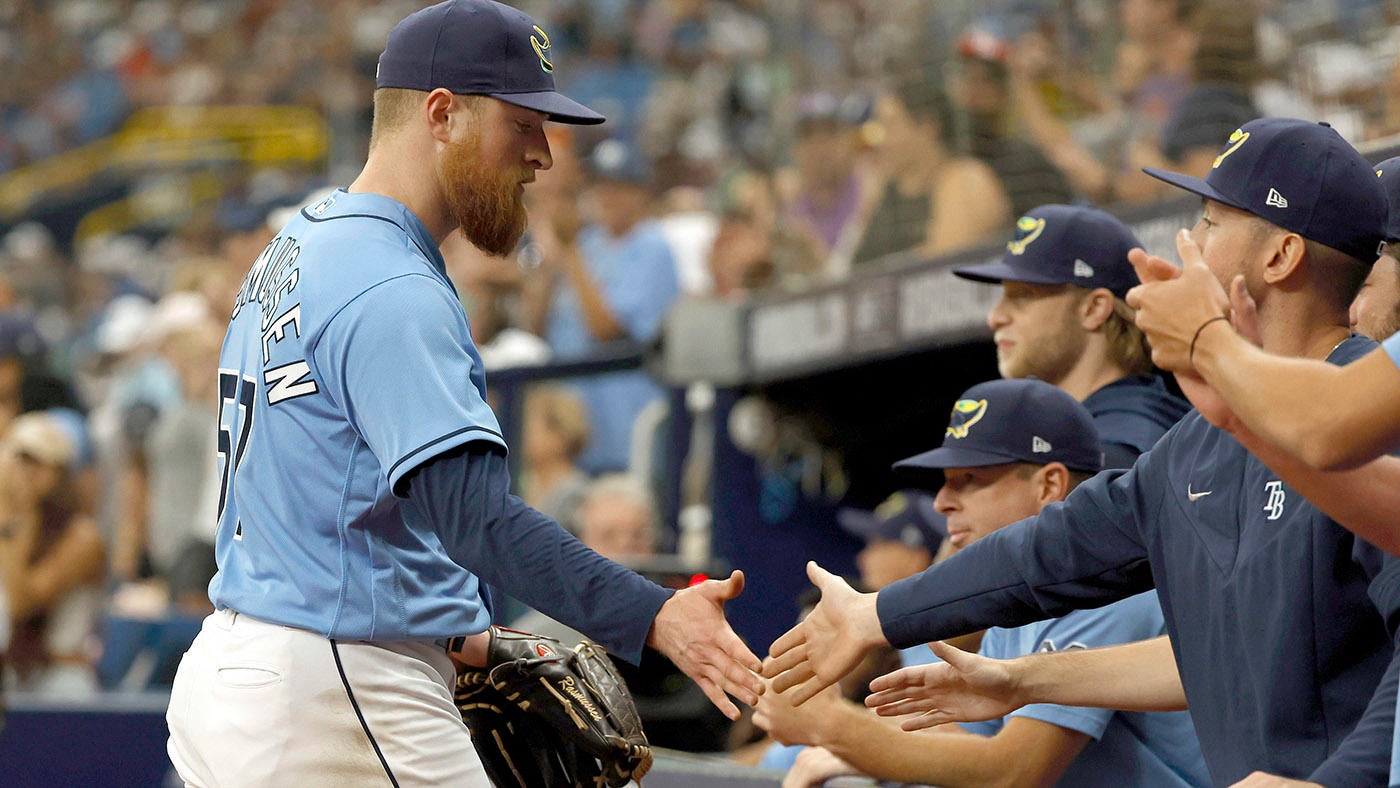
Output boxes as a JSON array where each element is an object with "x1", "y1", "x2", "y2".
[{"x1": 2, "y1": 0, "x2": 1400, "y2": 785}]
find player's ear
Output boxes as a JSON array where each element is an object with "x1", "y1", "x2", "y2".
[
  {"x1": 424, "y1": 88, "x2": 457, "y2": 144},
  {"x1": 1078, "y1": 288, "x2": 1115, "y2": 331},
  {"x1": 1261, "y1": 230, "x2": 1306, "y2": 286},
  {"x1": 1034, "y1": 462, "x2": 1072, "y2": 506}
]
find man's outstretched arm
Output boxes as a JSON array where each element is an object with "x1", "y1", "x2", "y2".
[{"x1": 864, "y1": 636, "x2": 1186, "y2": 729}]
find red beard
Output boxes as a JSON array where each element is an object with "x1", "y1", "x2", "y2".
[{"x1": 439, "y1": 139, "x2": 529, "y2": 256}]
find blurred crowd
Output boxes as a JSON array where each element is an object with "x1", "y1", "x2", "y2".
[{"x1": 1, "y1": 0, "x2": 1399, "y2": 767}]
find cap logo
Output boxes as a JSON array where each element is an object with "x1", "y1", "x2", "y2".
[
  {"x1": 1032, "y1": 436, "x2": 1052, "y2": 453},
  {"x1": 1378, "y1": 169, "x2": 1385, "y2": 178},
  {"x1": 531, "y1": 25, "x2": 554, "y2": 73},
  {"x1": 1212, "y1": 129, "x2": 1249, "y2": 169},
  {"x1": 1072, "y1": 259, "x2": 1094, "y2": 278},
  {"x1": 1265, "y1": 188, "x2": 1289, "y2": 209},
  {"x1": 1006, "y1": 216, "x2": 1046, "y2": 255},
  {"x1": 946, "y1": 398, "x2": 988, "y2": 439}
]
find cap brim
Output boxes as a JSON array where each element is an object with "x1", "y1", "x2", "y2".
[
  {"x1": 952, "y1": 260, "x2": 1069, "y2": 288},
  {"x1": 1141, "y1": 167, "x2": 1244, "y2": 211},
  {"x1": 893, "y1": 446, "x2": 1019, "y2": 473},
  {"x1": 492, "y1": 91, "x2": 605, "y2": 125}
]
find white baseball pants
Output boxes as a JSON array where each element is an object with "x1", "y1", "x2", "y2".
[{"x1": 166, "y1": 608, "x2": 488, "y2": 787}]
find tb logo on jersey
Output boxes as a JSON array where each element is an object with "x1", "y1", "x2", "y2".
[{"x1": 1263, "y1": 480, "x2": 1286, "y2": 520}]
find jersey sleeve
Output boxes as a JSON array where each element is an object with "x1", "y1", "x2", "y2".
[
  {"x1": 1005, "y1": 595, "x2": 1167, "y2": 740},
  {"x1": 1308, "y1": 541, "x2": 1400, "y2": 786},
  {"x1": 1383, "y1": 332, "x2": 1400, "y2": 371},
  {"x1": 312, "y1": 273, "x2": 506, "y2": 494},
  {"x1": 877, "y1": 465, "x2": 1158, "y2": 649}
]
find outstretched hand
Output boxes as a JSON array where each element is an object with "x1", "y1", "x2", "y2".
[
  {"x1": 762, "y1": 562, "x2": 885, "y2": 706},
  {"x1": 1125, "y1": 229, "x2": 1232, "y2": 372},
  {"x1": 647, "y1": 570, "x2": 763, "y2": 720},
  {"x1": 864, "y1": 641, "x2": 1025, "y2": 730}
]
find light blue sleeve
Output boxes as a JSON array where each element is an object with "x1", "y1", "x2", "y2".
[
  {"x1": 1005, "y1": 593, "x2": 1168, "y2": 740},
  {"x1": 312, "y1": 273, "x2": 506, "y2": 493},
  {"x1": 602, "y1": 232, "x2": 678, "y2": 342},
  {"x1": 1383, "y1": 332, "x2": 1400, "y2": 371}
]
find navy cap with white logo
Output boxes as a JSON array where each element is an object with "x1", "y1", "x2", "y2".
[
  {"x1": 893, "y1": 378, "x2": 1103, "y2": 476},
  {"x1": 375, "y1": 0, "x2": 605, "y2": 125},
  {"x1": 837, "y1": 491, "x2": 946, "y2": 553},
  {"x1": 1143, "y1": 118, "x2": 1386, "y2": 263},
  {"x1": 1374, "y1": 156, "x2": 1400, "y2": 244},
  {"x1": 953, "y1": 204, "x2": 1142, "y2": 298}
]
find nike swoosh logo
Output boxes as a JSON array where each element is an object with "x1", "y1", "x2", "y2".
[{"x1": 1187, "y1": 485, "x2": 1212, "y2": 502}]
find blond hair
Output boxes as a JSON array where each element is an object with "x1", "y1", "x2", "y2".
[
  {"x1": 1104, "y1": 296, "x2": 1155, "y2": 377},
  {"x1": 369, "y1": 89, "x2": 486, "y2": 150}
]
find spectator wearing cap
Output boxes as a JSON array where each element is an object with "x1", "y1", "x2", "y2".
[
  {"x1": 850, "y1": 75, "x2": 1010, "y2": 267},
  {"x1": 955, "y1": 204, "x2": 1188, "y2": 468},
  {"x1": 524, "y1": 137, "x2": 682, "y2": 474},
  {"x1": 1349, "y1": 156, "x2": 1400, "y2": 342},
  {"x1": 0, "y1": 411, "x2": 105, "y2": 696},
  {"x1": 770, "y1": 118, "x2": 1400, "y2": 785},
  {"x1": 754, "y1": 378, "x2": 1208, "y2": 788},
  {"x1": 839, "y1": 490, "x2": 945, "y2": 593}
]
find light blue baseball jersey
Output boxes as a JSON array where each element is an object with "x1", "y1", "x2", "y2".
[
  {"x1": 1385, "y1": 331, "x2": 1400, "y2": 370},
  {"x1": 1386, "y1": 333, "x2": 1400, "y2": 788},
  {"x1": 208, "y1": 189, "x2": 505, "y2": 641},
  {"x1": 959, "y1": 592, "x2": 1210, "y2": 788}
]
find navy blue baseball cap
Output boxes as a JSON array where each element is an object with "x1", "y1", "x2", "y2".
[
  {"x1": 1143, "y1": 118, "x2": 1386, "y2": 264},
  {"x1": 952, "y1": 204, "x2": 1142, "y2": 298},
  {"x1": 375, "y1": 0, "x2": 605, "y2": 125},
  {"x1": 1374, "y1": 156, "x2": 1400, "y2": 244},
  {"x1": 837, "y1": 491, "x2": 946, "y2": 553},
  {"x1": 893, "y1": 378, "x2": 1103, "y2": 475}
]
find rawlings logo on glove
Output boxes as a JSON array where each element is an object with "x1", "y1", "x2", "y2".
[{"x1": 454, "y1": 627, "x2": 653, "y2": 787}]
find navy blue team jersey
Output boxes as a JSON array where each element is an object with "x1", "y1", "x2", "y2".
[
  {"x1": 1083, "y1": 374, "x2": 1188, "y2": 468},
  {"x1": 880, "y1": 335, "x2": 1400, "y2": 786}
]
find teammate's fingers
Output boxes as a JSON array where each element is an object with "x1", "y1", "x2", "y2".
[
  {"x1": 900, "y1": 711, "x2": 947, "y2": 732},
  {"x1": 868, "y1": 666, "x2": 919, "y2": 694},
  {"x1": 694, "y1": 674, "x2": 742, "y2": 721},
  {"x1": 928, "y1": 639, "x2": 975, "y2": 670},
  {"x1": 806, "y1": 560, "x2": 840, "y2": 590},
  {"x1": 767, "y1": 625, "x2": 808, "y2": 662},
  {"x1": 867, "y1": 697, "x2": 934, "y2": 717},
  {"x1": 1174, "y1": 228, "x2": 1205, "y2": 268},
  {"x1": 768, "y1": 661, "x2": 816, "y2": 695},
  {"x1": 713, "y1": 651, "x2": 762, "y2": 705},
  {"x1": 1127, "y1": 246, "x2": 1180, "y2": 284},
  {"x1": 785, "y1": 674, "x2": 829, "y2": 706},
  {"x1": 1228, "y1": 275, "x2": 1261, "y2": 347}
]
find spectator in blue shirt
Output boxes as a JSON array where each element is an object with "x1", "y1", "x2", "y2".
[{"x1": 525, "y1": 137, "x2": 681, "y2": 473}]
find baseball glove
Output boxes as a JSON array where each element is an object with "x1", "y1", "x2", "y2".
[{"x1": 454, "y1": 627, "x2": 653, "y2": 787}]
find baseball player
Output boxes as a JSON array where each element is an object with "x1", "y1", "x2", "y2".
[
  {"x1": 954, "y1": 203, "x2": 1188, "y2": 467},
  {"x1": 164, "y1": 2, "x2": 761, "y2": 785},
  {"x1": 754, "y1": 378, "x2": 1208, "y2": 788},
  {"x1": 1350, "y1": 159, "x2": 1400, "y2": 342},
  {"x1": 763, "y1": 118, "x2": 1400, "y2": 786},
  {"x1": 1126, "y1": 153, "x2": 1400, "y2": 476}
]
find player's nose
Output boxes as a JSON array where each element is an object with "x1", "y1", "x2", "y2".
[{"x1": 527, "y1": 131, "x2": 553, "y2": 172}]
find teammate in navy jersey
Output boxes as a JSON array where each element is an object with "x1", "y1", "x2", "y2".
[
  {"x1": 753, "y1": 379, "x2": 1208, "y2": 788},
  {"x1": 954, "y1": 204, "x2": 1188, "y2": 467},
  {"x1": 764, "y1": 119, "x2": 1400, "y2": 787},
  {"x1": 165, "y1": 3, "x2": 761, "y2": 785}
]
